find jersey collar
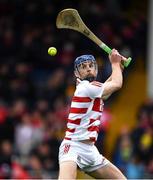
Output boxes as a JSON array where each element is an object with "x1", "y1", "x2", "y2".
[{"x1": 76, "y1": 78, "x2": 81, "y2": 85}]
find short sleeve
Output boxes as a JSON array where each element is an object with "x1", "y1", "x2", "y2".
[{"x1": 85, "y1": 81, "x2": 104, "y2": 98}]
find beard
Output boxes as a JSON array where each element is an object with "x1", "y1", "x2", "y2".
[{"x1": 83, "y1": 75, "x2": 96, "y2": 82}]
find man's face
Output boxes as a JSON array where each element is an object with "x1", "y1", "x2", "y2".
[{"x1": 75, "y1": 60, "x2": 97, "y2": 81}]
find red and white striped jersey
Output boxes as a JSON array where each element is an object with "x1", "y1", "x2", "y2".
[{"x1": 65, "y1": 78, "x2": 104, "y2": 142}]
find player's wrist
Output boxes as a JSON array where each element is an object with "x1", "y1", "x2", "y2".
[
  {"x1": 120, "y1": 62, "x2": 124, "y2": 72},
  {"x1": 111, "y1": 62, "x2": 120, "y2": 67}
]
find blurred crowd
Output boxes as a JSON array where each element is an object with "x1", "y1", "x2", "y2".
[
  {"x1": 113, "y1": 101, "x2": 153, "y2": 179},
  {"x1": 0, "y1": 0, "x2": 151, "y2": 179}
]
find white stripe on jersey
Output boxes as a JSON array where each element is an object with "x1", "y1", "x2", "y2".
[{"x1": 71, "y1": 101, "x2": 91, "y2": 108}]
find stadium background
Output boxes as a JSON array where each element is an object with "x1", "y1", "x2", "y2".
[{"x1": 0, "y1": 0, "x2": 152, "y2": 179}]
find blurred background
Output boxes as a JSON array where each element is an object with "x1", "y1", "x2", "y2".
[{"x1": 0, "y1": 0, "x2": 152, "y2": 179}]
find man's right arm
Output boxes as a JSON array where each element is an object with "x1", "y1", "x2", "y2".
[{"x1": 102, "y1": 49, "x2": 123, "y2": 99}]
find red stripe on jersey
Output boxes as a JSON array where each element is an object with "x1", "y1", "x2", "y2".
[
  {"x1": 91, "y1": 83, "x2": 101, "y2": 87},
  {"x1": 66, "y1": 128, "x2": 75, "y2": 133},
  {"x1": 88, "y1": 126, "x2": 99, "y2": 133},
  {"x1": 72, "y1": 96, "x2": 92, "y2": 102},
  {"x1": 92, "y1": 81, "x2": 102, "y2": 85},
  {"x1": 89, "y1": 119, "x2": 96, "y2": 124},
  {"x1": 64, "y1": 137, "x2": 71, "y2": 140},
  {"x1": 92, "y1": 98, "x2": 102, "y2": 112},
  {"x1": 68, "y1": 118, "x2": 81, "y2": 125},
  {"x1": 89, "y1": 137, "x2": 96, "y2": 142},
  {"x1": 69, "y1": 107, "x2": 88, "y2": 114}
]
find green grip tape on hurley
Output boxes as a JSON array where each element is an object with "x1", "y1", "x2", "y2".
[
  {"x1": 100, "y1": 42, "x2": 112, "y2": 54},
  {"x1": 123, "y1": 57, "x2": 132, "y2": 67},
  {"x1": 100, "y1": 42, "x2": 132, "y2": 67}
]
